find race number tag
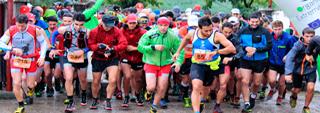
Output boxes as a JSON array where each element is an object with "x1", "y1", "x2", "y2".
[
  {"x1": 67, "y1": 53, "x2": 84, "y2": 63},
  {"x1": 193, "y1": 49, "x2": 212, "y2": 62},
  {"x1": 185, "y1": 44, "x2": 193, "y2": 52},
  {"x1": 13, "y1": 57, "x2": 32, "y2": 68}
]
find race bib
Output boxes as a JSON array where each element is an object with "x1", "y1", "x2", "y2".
[
  {"x1": 193, "y1": 49, "x2": 212, "y2": 62},
  {"x1": 67, "y1": 53, "x2": 84, "y2": 63},
  {"x1": 185, "y1": 44, "x2": 193, "y2": 52},
  {"x1": 13, "y1": 57, "x2": 32, "y2": 68}
]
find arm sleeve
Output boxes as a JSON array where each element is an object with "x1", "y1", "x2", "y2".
[
  {"x1": 233, "y1": 35, "x2": 245, "y2": 59},
  {"x1": 83, "y1": 35, "x2": 90, "y2": 53},
  {"x1": 172, "y1": 35, "x2": 185, "y2": 66},
  {"x1": 0, "y1": 34, "x2": 12, "y2": 51},
  {"x1": 137, "y1": 34, "x2": 153, "y2": 54},
  {"x1": 285, "y1": 42, "x2": 300, "y2": 75},
  {"x1": 113, "y1": 31, "x2": 128, "y2": 52},
  {"x1": 306, "y1": 37, "x2": 320, "y2": 55},
  {"x1": 83, "y1": 0, "x2": 104, "y2": 19},
  {"x1": 36, "y1": 34, "x2": 48, "y2": 59},
  {"x1": 256, "y1": 32, "x2": 272, "y2": 52},
  {"x1": 51, "y1": 30, "x2": 60, "y2": 49},
  {"x1": 87, "y1": 30, "x2": 99, "y2": 51}
]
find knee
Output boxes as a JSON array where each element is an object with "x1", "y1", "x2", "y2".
[
  {"x1": 147, "y1": 85, "x2": 156, "y2": 92},
  {"x1": 108, "y1": 79, "x2": 117, "y2": 85},
  {"x1": 241, "y1": 79, "x2": 249, "y2": 85},
  {"x1": 124, "y1": 74, "x2": 131, "y2": 80},
  {"x1": 28, "y1": 82, "x2": 36, "y2": 88},
  {"x1": 307, "y1": 85, "x2": 315, "y2": 92},
  {"x1": 192, "y1": 84, "x2": 202, "y2": 92},
  {"x1": 13, "y1": 81, "x2": 22, "y2": 88},
  {"x1": 253, "y1": 81, "x2": 261, "y2": 87},
  {"x1": 268, "y1": 78, "x2": 276, "y2": 84},
  {"x1": 279, "y1": 81, "x2": 286, "y2": 87},
  {"x1": 65, "y1": 76, "x2": 73, "y2": 83},
  {"x1": 219, "y1": 84, "x2": 227, "y2": 91},
  {"x1": 79, "y1": 76, "x2": 87, "y2": 82}
]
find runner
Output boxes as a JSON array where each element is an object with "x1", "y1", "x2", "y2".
[
  {"x1": 177, "y1": 14, "x2": 198, "y2": 108},
  {"x1": 214, "y1": 22, "x2": 241, "y2": 113},
  {"x1": 0, "y1": 14, "x2": 48, "y2": 113},
  {"x1": 138, "y1": 17, "x2": 185, "y2": 113},
  {"x1": 120, "y1": 14, "x2": 147, "y2": 107},
  {"x1": 265, "y1": 20, "x2": 293, "y2": 105},
  {"x1": 49, "y1": 13, "x2": 89, "y2": 112},
  {"x1": 173, "y1": 16, "x2": 235, "y2": 113},
  {"x1": 238, "y1": 14, "x2": 272, "y2": 113},
  {"x1": 285, "y1": 28, "x2": 317, "y2": 113},
  {"x1": 44, "y1": 16, "x2": 59, "y2": 97},
  {"x1": 87, "y1": 14, "x2": 128, "y2": 110}
]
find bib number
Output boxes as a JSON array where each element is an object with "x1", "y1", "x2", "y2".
[
  {"x1": 13, "y1": 57, "x2": 32, "y2": 68},
  {"x1": 67, "y1": 53, "x2": 84, "y2": 63},
  {"x1": 194, "y1": 49, "x2": 212, "y2": 62}
]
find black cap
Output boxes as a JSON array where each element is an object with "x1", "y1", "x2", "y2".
[
  {"x1": 102, "y1": 14, "x2": 115, "y2": 27},
  {"x1": 113, "y1": 5, "x2": 121, "y2": 12}
]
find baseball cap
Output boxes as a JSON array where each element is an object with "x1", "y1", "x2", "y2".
[
  {"x1": 231, "y1": 8, "x2": 240, "y2": 14},
  {"x1": 20, "y1": 5, "x2": 31, "y2": 14},
  {"x1": 126, "y1": 14, "x2": 138, "y2": 23},
  {"x1": 188, "y1": 15, "x2": 198, "y2": 27},
  {"x1": 194, "y1": 4, "x2": 201, "y2": 11},
  {"x1": 228, "y1": 16, "x2": 239, "y2": 25},
  {"x1": 113, "y1": 5, "x2": 121, "y2": 12},
  {"x1": 102, "y1": 14, "x2": 115, "y2": 27}
]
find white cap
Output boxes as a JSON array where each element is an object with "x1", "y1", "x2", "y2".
[
  {"x1": 231, "y1": 8, "x2": 240, "y2": 14},
  {"x1": 138, "y1": 13, "x2": 147, "y2": 18},
  {"x1": 185, "y1": 8, "x2": 192, "y2": 16},
  {"x1": 228, "y1": 16, "x2": 239, "y2": 25},
  {"x1": 188, "y1": 15, "x2": 199, "y2": 27}
]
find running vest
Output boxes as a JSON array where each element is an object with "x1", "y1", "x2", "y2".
[
  {"x1": 9, "y1": 25, "x2": 39, "y2": 58},
  {"x1": 191, "y1": 29, "x2": 221, "y2": 70},
  {"x1": 63, "y1": 25, "x2": 87, "y2": 50}
]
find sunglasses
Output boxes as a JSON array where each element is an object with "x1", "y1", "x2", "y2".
[
  {"x1": 129, "y1": 22, "x2": 137, "y2": 24},
  {"x1": 139, "y1": 19, "x2": 148, "y2": 24}
]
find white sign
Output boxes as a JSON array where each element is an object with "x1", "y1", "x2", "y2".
[{"x1": 274, "y1": 0, "x2": 320, "y2": 35}]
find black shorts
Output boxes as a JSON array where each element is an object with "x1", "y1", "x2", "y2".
[
  {"x1": 292, "y1": 72, "x2": 317, "y2": 88},
  {"x1": 63, "y1": 57, "x2": 88, "y2": 69},
  {"x1": 45, "y1": 51, "x2": 60, "y2": 69},
  {"x1": 267, "y1": 64, "x2": 285, "y2": 75},
  {"x1": 92, "y1": 58, "x2": 119, "y2": 72},
  {"x1": 190, "y1": 63, "x2": 220, "y2": 86},
  {"x1": 229, "y1": 59, "x2": 240, "y2": 71},
  {"x1": 240, "y1": 59, "x2": 268, "y2": 73},
  {"x1": 179, "y1": 58, "x2": 192, "y2": 75},
  {"x1": 120, "y1": 59, "x2": 144, "y2": 70}
]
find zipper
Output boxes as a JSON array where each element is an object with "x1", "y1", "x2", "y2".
[
  {"x1": 274, "y1": 40, "x2": 279, "y2": 65},
  {"x1": 160, "y1": 34, "x2": 163, "y2": 66},
  {"x1": 251, "y1": 33, "x2": 254, "y2": 61}
]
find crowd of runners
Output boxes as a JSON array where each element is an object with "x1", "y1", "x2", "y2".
[{"x1": 0, "y1": 1, "x2": 319, "y2": 113}]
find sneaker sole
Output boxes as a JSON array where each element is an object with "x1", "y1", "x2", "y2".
[
  {"x1": 65, "y1": 108, "x2": 75, "y2": 113},
  {"x1": 90, "y1": 106, "x2": 98, "y2": 109},
  {"x1": 241, "y1": 110, "x2": 252, "y2": 113},
  {"x1": 137, "y1": 103, "x2": 144, "y2": 106},
  {"x1": 121, "y1": 104, "x2": 129, "y2": 107},
  {"x1": 80, "y1": 103, "x2": 87, "y2": 106},
  {"x1": 104, "y1": 108, "x2": 112, "y2": 110},
  {"x1": 160, "y1": 106, "x2": 168, "y2": 109}
]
